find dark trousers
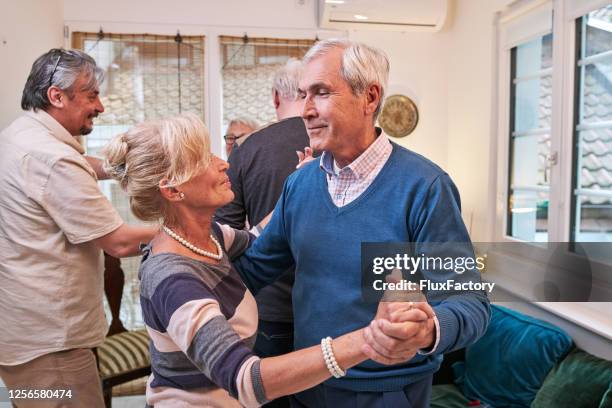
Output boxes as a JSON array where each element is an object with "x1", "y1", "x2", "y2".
[
  {"x1": 290, "y1": 374, "x2": 433, "y2": 408},
  {"x1": 254, "y1": 320, "x2": 294, "y2": 408}
]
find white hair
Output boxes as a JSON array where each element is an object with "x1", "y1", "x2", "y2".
[
  {"x1": 303, "y1": 38, "x2": 389, "y2": 120},
  {"x1": 228, "y1": 116, "x2": 260, "y2": 131},
  {"x1": 272, "y1": 58, "x2": 302, "y2": 100}
]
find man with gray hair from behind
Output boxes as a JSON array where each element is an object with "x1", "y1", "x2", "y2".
[
  {"x1": 0, "y1": 48, "x2": 157, "y2": 407},
  {"x1": 215, "y1": 57, "x2": 311, "y2": 407},
  {"x1": 232, "y1": 39, "x2": 490, "y2": 407}
]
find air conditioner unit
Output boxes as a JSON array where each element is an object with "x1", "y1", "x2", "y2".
[{"x1": 319, "y1": 0, "x2": 450, "y2": 32}]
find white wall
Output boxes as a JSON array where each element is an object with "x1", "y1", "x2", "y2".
[
  {"x1": 444, "y1": 1, "x2": 500, "y2": 241},
  {"x1": 63, "y1": 0, "x2": 319, "y2": 31},
  {"x1": 0, "y1": 0, "x2": 64, "y2": 128}
]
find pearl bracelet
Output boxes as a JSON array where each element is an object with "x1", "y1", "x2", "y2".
[
  {"x1": 325, "y1": 337, "x2": 345, "y2": 377},
  {"x1": 320, "y1": 336, "x2": 346, "y2": 378}
]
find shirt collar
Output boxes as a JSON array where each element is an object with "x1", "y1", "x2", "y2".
[
  {"x1": 319, "y1": 127, "x2": 391, "y2": 179},
  {"x1": 320, "y1": 149, "x2": 337, "y2": 176},
  {"x1": 24, "y1": 109, "x2": 85, "y2": 154}
]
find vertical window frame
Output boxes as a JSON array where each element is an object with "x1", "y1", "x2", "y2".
[{"x1": 495, "y1": 0, "x2": 556, "y2": 243}]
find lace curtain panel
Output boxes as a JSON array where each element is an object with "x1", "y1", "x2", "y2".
[
  {"x1": 220, "y1": 35, "x2": 315, "y2": 128},
  {"x1": 72, "y1": 32, "x2": 206, "y2": 329}
]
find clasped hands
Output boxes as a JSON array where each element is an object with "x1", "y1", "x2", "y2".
[{"x1": 361, "y1": 272, "x2": 437, "y2": 365}]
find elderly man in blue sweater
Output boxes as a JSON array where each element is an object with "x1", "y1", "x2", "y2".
[{"x1": 233, "y1": 39, "x2": 490, "y2": 408}]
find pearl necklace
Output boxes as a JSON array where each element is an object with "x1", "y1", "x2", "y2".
[{"x1": 162, "y1": 225, "x2": 223, "y2": 260}]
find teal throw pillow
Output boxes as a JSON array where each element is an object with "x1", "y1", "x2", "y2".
[{"x1": 455, "y1": 305, "x2": 573, "y2": 407}]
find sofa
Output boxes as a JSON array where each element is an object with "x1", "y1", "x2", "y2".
[{"x1": 430, "y1": 305, "x2": 612, "y2": 408}]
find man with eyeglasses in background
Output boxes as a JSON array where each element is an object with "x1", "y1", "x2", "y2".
[
  {"x1": 224, "y1": 116, "x2": 260, "y2": 157},
  {"x1": 0, "y1": 48, "x2": 156, "y2": 407}
]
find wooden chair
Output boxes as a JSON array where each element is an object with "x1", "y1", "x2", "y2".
[{"x1": 97, "y1": 253, "x2": 151, "y2": 408}]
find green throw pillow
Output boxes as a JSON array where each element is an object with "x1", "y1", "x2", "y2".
[
  {"x1": 531, "y1": 348, "x2": 612, "y2": 408},
  {"x1": 599, "y1": 382, "x2": 612, "y2": 408},
  {"x1": 430, "y1": 384, "x2": 472, "y2": 408}
]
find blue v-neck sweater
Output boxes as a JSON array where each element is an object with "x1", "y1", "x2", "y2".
[{"x1": 234, "y1": 142, "x2": 490, "y2": 392}]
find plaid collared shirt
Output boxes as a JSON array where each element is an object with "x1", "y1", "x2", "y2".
[{"x1": 320, "y1": 132, "x2": 393, "y2": 207}]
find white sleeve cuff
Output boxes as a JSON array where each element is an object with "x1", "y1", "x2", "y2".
[
  {"x1": 249, "y1": 224, "x2": 262, "y2": 238},
  {"x1": 417, "y1": 314, "x2": 440, "y2": 356}
]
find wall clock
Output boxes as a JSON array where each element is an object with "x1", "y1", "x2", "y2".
[{"x1": 378, "y1": 94, "x2": 419, "y2": 138}]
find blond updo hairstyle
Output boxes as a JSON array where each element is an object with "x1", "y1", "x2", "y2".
[{"x1": 102, "y1": 113, "x2": 212, "y2": 224}]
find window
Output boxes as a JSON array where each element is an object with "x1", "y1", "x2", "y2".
[
  {"x1": 219, "y1": 36, "x2": 314, "y2": 129},
  {"x1": 72, "y1": 32, "x2": 206, "y2": 329},
  {"x1": 73, "y1": 32, "x2": 206, "y2": 158},
  {"x1": 571, "y1": 5, "x2": 612, "y2": 242},
  {"x1": 508, "y1": 34, "x2": 553, "y2": 242},
  {"x1": 497, "y1": 1, "x2": 612, "y2": 244},
  {"x1": 494, "y1": 1, "x2": 612, "y2": 333}
]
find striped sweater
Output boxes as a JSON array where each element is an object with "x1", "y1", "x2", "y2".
[{"x1": 139, "y1": 223, "x2": 267, "y2": 408}]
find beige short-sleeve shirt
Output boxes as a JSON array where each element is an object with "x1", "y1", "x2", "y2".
[{"x1": 0, "y1": 110, "x2": 123, "y2": 365}]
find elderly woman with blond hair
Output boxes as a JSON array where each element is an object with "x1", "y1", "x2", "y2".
[{"x1": 102, "y1": 114, "x2": 428, "y2": 408}]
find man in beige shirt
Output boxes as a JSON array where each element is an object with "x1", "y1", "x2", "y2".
[{"x1": 0, "y1": 48, "x2": 157, "y2": 407}]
